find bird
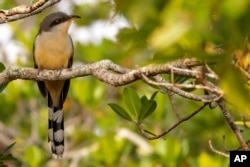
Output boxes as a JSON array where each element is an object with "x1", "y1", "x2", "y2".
[{"x1": 33, "y1": 12, "x2": 80, "y2": 158}]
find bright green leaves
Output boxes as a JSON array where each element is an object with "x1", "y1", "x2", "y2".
[
  {"x1": 0, "y1": 62, "x2": 7, "y2": 93},
  {"x1": 108, "y1": 87, "x2": 157, "y2": 123}
]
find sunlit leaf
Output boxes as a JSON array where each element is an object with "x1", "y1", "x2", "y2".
[
  {"x1": 234, "y1": 121, "x2": 250, "y2": 127},
  {"x1": 22, "y1": 145, "x2": 45, "y2": 167},
  {"x1": 219, "y1": 67, "x2": 250, "y2": 116},
  {"x1": 108, "y1": 103, "x2": 132, "y2": 121},
  {"x1": 149, "y1": 9, "x2": 191, "y2": 50},
  {"x1": 138, "y1": 100, "x2": 157, "y2": 123},
  {"x1": 123, "y1": 87, "x2": 141, "y2": 118},
  {"x1": 198, "y1": 152, "x2": 216, "y2": 167}
]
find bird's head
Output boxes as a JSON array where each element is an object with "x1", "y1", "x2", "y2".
[{"x1": 39, "y1": 12, "x2": 80, "y2": 34}]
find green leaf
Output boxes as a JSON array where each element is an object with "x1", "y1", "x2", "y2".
[
  {"x1": 140, "y1": 95, "x2": 148, "y2": 104},
  {"x1": 123, "y1": 87, "x2": 141, "y2": 118},
  {"x1": 0, "y1": 84, "x2": 7, "y2": 92},
  {"x1": 0, "y1": 142, "x2": 16, "y2": 155},
  {"x1": 108, "y1": 103, "x2": 132, "y2": 121},
  {"x1": 0, "y1": 62, "x2": 4, "y2": 71},
  {"x1": 235, "y1": 121, "x2": 250, "y2": 127},
  {"x1": 0, "y1": 62, "x2": 7, "y2": 93},
  {"x1": 150, "y1": 91, "x2": 159, "y2": 100},
  {"x1": 0, "y1": 154, "x2": 17, "y2": 161},
  {"x1": 138, "y1": 100, "x2": 157, "y2": 123},
  {"x1": 0, "y1": 142, "x2": 17, "y2": 163}
]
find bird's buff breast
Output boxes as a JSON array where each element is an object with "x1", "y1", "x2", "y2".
[
  {"x1": 34, "y1": 32, "x2": 72, "y2": 69},
  {"x1": 34, "y1": 32, "x2": 72, "y2": 106}
]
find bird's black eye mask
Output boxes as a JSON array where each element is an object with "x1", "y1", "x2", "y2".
[{"x1": 50, "y1": 17, "x2": 67, "y2": 27}]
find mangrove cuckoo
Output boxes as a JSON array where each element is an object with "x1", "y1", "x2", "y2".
[{"x1": 33, "y1": 12, "x2": 80, "y2": 158}]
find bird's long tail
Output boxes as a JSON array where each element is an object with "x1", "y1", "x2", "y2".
[{"x1": 48, "y1": 94, "x2": 64, "y2": 158}]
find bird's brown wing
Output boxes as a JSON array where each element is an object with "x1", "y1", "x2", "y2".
[
  {"x1": 61, "y1": 36, "x2": 74, "y2": 103},
  {"x1": 33, "y1": 35, "x2": 47, "y2": 98}
]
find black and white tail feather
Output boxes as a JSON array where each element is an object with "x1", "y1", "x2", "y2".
[{"x1": 48, "y1": 93, "x2": 64, "y2": 158}]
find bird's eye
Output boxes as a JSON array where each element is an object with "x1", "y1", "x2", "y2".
[{"x1": 55, "y1": 18, "x2": 63, "y2": 24}]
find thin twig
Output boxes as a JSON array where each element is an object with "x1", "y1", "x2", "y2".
[
  {"x1": 142, "y1": 74, "x2": 221, "y2": 102},
  {"x1": 154, "y1": 75, "x2": 182, "y2": 120},
  {"x1": 167, "y1": 91, "x2": 182, "y2": 120},
  {"x1": 137, "y1": 103, "x2": 208, "y2": 140},
  {"x1": 242, "y1": 116, "x2": 250, "y2": 129},
  {"x1": 208, "y1": 139, "x2": 229, "y2": 157},
  {"x1": 205, "y1": 63, "x2": 219, "y2": 82}
]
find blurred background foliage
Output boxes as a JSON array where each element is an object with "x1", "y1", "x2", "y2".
[{"x1": 0, "y1": 0, "x2": 250, "y2": 166}]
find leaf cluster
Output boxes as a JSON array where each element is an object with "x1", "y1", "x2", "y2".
[{"x1": 109, "y1": 87, "x2": 157, "y2": 124}]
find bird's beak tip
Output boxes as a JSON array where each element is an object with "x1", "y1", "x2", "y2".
[{"x1": 70, "y1": 15, "x2": 81, "y2": 19}]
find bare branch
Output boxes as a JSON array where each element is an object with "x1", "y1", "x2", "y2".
[
  {"x1": 0, "y1": 59, "x2": 224, "y2": 106},
  {"x1": 0, "y1": 59, "x2": 203, "y2": 86},
  {"x1": 0, "y1": 0, "x2": 60, "y2": 23},
  {"x1": 217, "y1": 100, "x2": 249, "y2": 150}
]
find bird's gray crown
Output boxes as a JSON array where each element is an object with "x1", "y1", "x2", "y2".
[{"x1": 39, "y1": 12, "x2": 71, "y2": 32}]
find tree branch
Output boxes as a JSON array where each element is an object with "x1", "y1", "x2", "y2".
[
  {"x1": 0, "y1": 0, "x2": 60, "y2": 23},
  {"x1": 0, "y1": 59, "x2": 224, "y2": 111},
  {"x1": 142, "y1": 74, "x2": 222, "y2": 102},
  {"x1": 217, "y1": 100, "x2": 249, "y2": 150},
  {"x1": 0, "y1": 59, "x2": 222, "y2": 102},
  {"x1": 0, "y1": 59, "x2": 203, "y2": 86}
]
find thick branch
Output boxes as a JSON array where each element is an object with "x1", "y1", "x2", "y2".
[
  {"x1": 0, "y1": 59, "x2": 204, "y2": 86},
  {"x1": 0, "y1": 0, "x2": 60, "y2": 23},
  {"x1": 0, "y1": 59, "x2": 222, "y2": 103}
]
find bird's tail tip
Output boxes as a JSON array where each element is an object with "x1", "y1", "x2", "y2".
[{"x1": 49, "y1": 141, "x2": 64, "y2": 159}]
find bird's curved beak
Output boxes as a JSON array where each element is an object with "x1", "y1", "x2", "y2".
[{"x1": 69, "y1": 15, "x2": 81, "y2": 20}]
